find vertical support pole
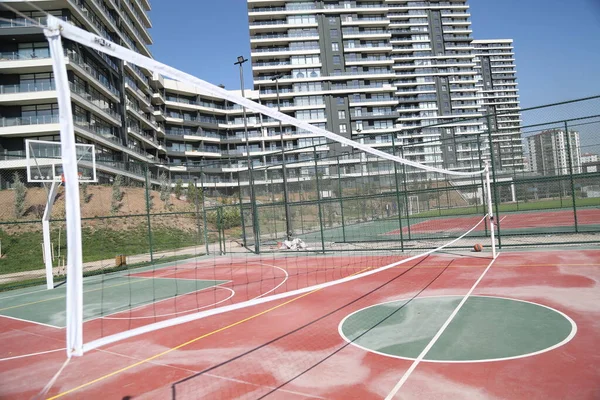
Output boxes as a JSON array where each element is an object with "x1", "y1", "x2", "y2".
[
  {"x1": 274, "y1": 77, "x2": 292, "y2": 240},
  {"x1": 391, "y1": 135, "x2": 404, "y2": 251},
  {"x1": 193, "y1": 177, "x2": 202, "y2": 252},
  {"x1": 314, "y1": 147, "x2": 326, "y2": 253},
  {"x1": 477, "y1": 136, "x2": 488, "y2": 236},
  {"x1": 199, "y1": 170, "x2": 210, "y2": 255},
  {"x1": 336, "y1": 156, "x2": 346, "y2": 243},
  {"x1": 43, "y1": 181, "x2": 61, "y2": 290},
  {"x1": 486, "y1": 115, "x2": 502, "y2": 248},
  {"x1": 400, "y1": 146, "x2": 412, "y2": 240},
  {"x1": 485, "y1": 161, "x2": 497, "y2": 259},
  {"x1": 237, "y1": 171, "x2": 247, "y2": 248},
  {"x1": 45, "y1": 17, "x2": 83, "y2": 357},
  {"x1": 564, "y1": 121, "x2": 579, "y2": 232},
  {"x1": 217, "y1": 207, "x2": 224, "y2": 255},
  {"x1": 144, "y1": 164, "x2": 154, "y2": 263}
]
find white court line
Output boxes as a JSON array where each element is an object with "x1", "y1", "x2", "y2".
[
  {"x1": 102, "y1": 286, "x2": 236, "y2": 320},
  {"x1": 384, "y1": 253, "x2": 501, "y2": 400},
  {"x1": 83, "y1": 280, "x2": 233, "y2": 324},
  {"x1": 253, "y1": 264, "x2": 289, "y2": 300},
  {"x1": 0, "y1": 347, "x2": 66, "y2": 362},
  {"x1": 338, "y1": 294, "x2": 577, "y2": 364},
  {"x1": 0, "y1": 314, "x2": 62, "y2": 329}
]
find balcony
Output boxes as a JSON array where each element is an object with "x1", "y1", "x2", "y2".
[{"x1": 0, "y1": 115, "x2": 60, "y2": 136}]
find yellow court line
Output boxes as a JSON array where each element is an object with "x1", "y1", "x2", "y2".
[{"x1": 46, "y1": 286, "x2": 327, "y2": 399}]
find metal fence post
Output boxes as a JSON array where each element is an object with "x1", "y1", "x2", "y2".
[
  {"x1": 564, "y1": 121, "x2": 579, "y2": 232},
  {"x1": 400, "y1": 146, "x2": 412, "y2": 240},
  {"x1": 477, "y1": 135, "x2": 488, "y2": 237},
  {"x1": 314, "y1": 146, "x2": 326, "y2": 253},
  {"x1": 486, "y1": 115, "x2": 502, "y2": 248},
  {"x1": 199, "y1": 168, "x2": 209, "y2": 255},
  {"x1": 336, "y1": 156, "x2": 347, "y2": 243},
  {"x1": 391, "y1": 135, "x2": 405, "y2": 251},
  {"x1": 192, "y1": 177, "x2": 203, "y2": 252},
  {"x1": 236, "y1": 170, "x2": 247, "y2": 248},
  {"x1": 144, "y1": 163, "x2": 154, "y2": 262}
]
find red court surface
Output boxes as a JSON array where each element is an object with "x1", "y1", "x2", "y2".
[
  {"x1": 1, "y1": 249, "x2": 599, "y2": 399},
  {"x1": 385, "y1": 208, "x2": 600, "y2": 235}
]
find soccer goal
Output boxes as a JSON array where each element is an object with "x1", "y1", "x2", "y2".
[{"x1": 42, "y1": 16, "x2": 496, "y2": 358}]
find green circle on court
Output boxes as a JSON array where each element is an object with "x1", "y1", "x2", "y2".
[{"x1": 339, "y1": 296, "x2": 576, "y2": 362}]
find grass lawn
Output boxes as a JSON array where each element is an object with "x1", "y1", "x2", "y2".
[
  {"x1": 0, "y1": 226, "x2": 203, "y2": 275},
  {"x1": 410, "y1": 197, "x2": 599, "y2": 219}
]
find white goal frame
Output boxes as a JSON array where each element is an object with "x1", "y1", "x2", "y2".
[{"x1": 43, "y1": 16, "x2": 496, "y2": 358}]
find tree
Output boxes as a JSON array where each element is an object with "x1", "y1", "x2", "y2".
[
  {"x1": 13, "y1": 172, "x2": 27, "y2": 219},
  {"x1": 159, "y1": 172, "x2": 171, "y2": 209},
  {"x1": 80, "y1": 182, "x2": 91, "y2": 204},
  {"x1": 174, "y1": 179, "x2": 183, "y2": 200},
  {"x1": 187, "y1": 183, "x2": 203, "y2": 205},
  {"x1": 111, "y1": 174, "x2": 123, "y2": 214}
]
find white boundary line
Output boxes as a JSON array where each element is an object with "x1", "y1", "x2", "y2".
[
  {"x1": 252, "y1": 264, "x2": 289, "y2": 300},
  {"x1": 338, "y1": 294, "x2": 577, "y2": 364},
  {"x1": 101, "y1": 286, "x2": 236, "y2": 320},
  {"x1": 384, "y1": 254, "x2": 501, "y2": 399},
  {"x1": 0, "y1": 314, "x2": 62, "y2": 329},
  {"x1": 0, "y1": 347, "x2": 66, "y2": 362},
  {"x1": 82, "y1": 280, "x2": 233, "y2": 324}
]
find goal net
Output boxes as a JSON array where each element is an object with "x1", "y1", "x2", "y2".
[{"x1": 42, "y1": 16, "x2": 496, "y2": 361}]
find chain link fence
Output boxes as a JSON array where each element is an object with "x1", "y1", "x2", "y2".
[{"x1": 1, "y1": 95, "x2": 598, "y2": 290}]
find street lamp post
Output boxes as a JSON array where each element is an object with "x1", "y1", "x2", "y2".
[
  {"x1": 272, "y1": 73, "x2": 292, "y2": 240},
  {"x1": 234, "y1": 56, "x2": 259, "y2": 253}
]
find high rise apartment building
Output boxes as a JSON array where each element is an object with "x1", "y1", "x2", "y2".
[
  {"x1": 0, "y1": 0, "x2": 162, "y2": 184},
  {"x1": 1, "y1": 1, "x2": 525, "y2": 191},
  {"x1": 473, "y1": 39, "x2": 523, "y2": 170},
  {"x1": 247, "y1": 0, "x2": 524, "y2": 173},
  {"x1": 527, "y1": 129, "x2": 582, "y2": 176}
]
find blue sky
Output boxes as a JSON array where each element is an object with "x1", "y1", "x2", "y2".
[{"x1": 149, "y1": 0, "x2": 600, "y2": 109}]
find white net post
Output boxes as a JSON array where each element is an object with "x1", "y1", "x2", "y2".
[
  {"x1": 45, "y1": 16, "x2": 84, "y2": 357},
  {"x1": 484, "y1": 161, "x2": 497, "y2": 259},
  {"x1": 42, "y1": 181, "x2": 61, "y2": 290}
]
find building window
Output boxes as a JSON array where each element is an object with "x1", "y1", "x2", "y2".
[
  {"x1": 333, "y1": 55, "x2": 341, "y2": 65},
  {"x1": 331, "y1": 29, "x2": 339, "y2": 38},
  {"x1": 356, "y1": 121, "x2": 363, "y2": 131},
  {"x1": 338, "y1": 110, "x2": 346, "y2": 119},
  {"x1": 339, "y1": 123, "x2": 347, "y2": 133},
  {"x1": 332, "y1": 42, "x2": 339, "y2": 51},
  {"x1": 336, "y1": 97, "x2": 345, "y2": 105},
  {"x1": 329, "y1": 16, "x2": 336, "y2": 24}
]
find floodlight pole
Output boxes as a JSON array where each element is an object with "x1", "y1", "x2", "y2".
[
  {"x1": 272, "y1": 73, "x2": 292, "y2": 240},
  {"x1": 235, "y1": 56, "x2": 259, "y2": 253}
]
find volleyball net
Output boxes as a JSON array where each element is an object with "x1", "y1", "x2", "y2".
[{"x1": 41, "y1": 16, "x2": 496, "y2": 358}]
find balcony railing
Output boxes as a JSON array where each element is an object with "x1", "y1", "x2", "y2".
[
  {"x1": 0, "y1": 115, "x2": 59, "y2": 127},
  {"x1": 0, "y1": 82, "x2": 55, "y2": 94}
]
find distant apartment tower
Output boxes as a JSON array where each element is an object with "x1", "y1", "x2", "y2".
[
  {"x1": 473, "y1": 39, "x2": 523, "y2": 171},
  {"x1": 581, "y1": 153, "x2": 599, "y2": 164},
  {"x1": 388, "y1": 0, "x2": 485, "y2": 171},
  {"x1": 248, "y1": 0, "x2": 396, "y2": 162},
  {"x1": 527, "y1": 129, "x2": 582, "y2": 176},
  {"x1": 246, "y1": 1, "x2": 522, "y2": 173}
]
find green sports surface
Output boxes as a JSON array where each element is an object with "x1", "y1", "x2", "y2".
[
  {"x1": 340, "y1": 296, "x2": 575, "y2": 362},
  {"x1": 0, "y1": 276, "x2": 226, "y2": 328}
]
